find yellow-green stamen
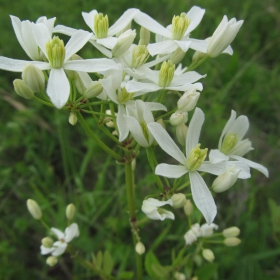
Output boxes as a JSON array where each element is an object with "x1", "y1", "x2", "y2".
[
  {"x1": 117, "y1": 87, "x2": 135, "y2": 104},
  {"x1": 158, "y1": 60, "x2": 175, "y2": 88},
  {"x1": 186, "y1": 144, "x2": 208, "y2": 171},
  {"x1": 94, "y1": 13, "x2": 109, "y2": 39},
  {"x1": 46, "y1": 36, "x2": 66, "y2": 68},
  {"x1": 131, "y1": 45, "x2": 149, "y2": 68},
  {"x1": 221, "y1": 133, "x2": 238, "y2": 155},
  {"x1": 172, "y1": 13, "x2": 191, "y2": 40}
]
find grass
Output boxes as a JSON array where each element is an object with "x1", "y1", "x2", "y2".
[{"x1": 0, "y1": 0, "x2": 280, "y2": 279}]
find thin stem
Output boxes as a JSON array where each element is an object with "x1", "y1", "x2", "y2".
[
  {"x1": 33, "y1": 96, "x2": 54, "y2": 107},
  {"x1": 77, "y1": 113, "x2": 122, "y2": 161}
]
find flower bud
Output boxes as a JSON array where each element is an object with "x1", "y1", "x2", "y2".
[
  {"x1": 176, "y1": 123, "x2": 188, "y2": 146},
  {"x1": 112, "y1": 29, "x2": 136, "y2": 57},
  {"x1": 191, "y1": 277, "x2": 198, "y2": 280},
  {"x1": 41, "y1": 237, "x2": 54, "y2": 248},
  {"x1": 223, "y1": 227, "x2": 240, "y2": 238},
  {"x1": 135, "y1": 242, "x2": 145, "y2": 255},
  {"x1": 84, "y1": 81, "x2": 103, "y2": 98},
  {"x1": 131, "y1": 158, "x2": 136, "y2": 171},
  {"x1": 139, "y1": 26, "x2": 150, "y2": 46},
  {"x1": 22, "y1": 65, "x2": 45, "y2": 93},
  {"x1": 174, "y1": 272, "x2": 186, "y2": 280},
  {"x1": 66, "y1": 203, "x2": 76, "y2": 220},
  {"x1": 177, "y1": 89, "x2": 200, "y2": 112},
  {"x1": 170, "y1": 111, "x2": 188, "y2": 126},
  {"x1": 171, "y1": 193, "x2": 187, "y2": 208},
  {"x1": 26, "y1": 199, "x2": 42, "y2": 220},
  {"x1": 106, "y1": 120, "x2": 115, "y2": 128},
  {"x1": 224, "y1": 237, "x2": 241, "y2": 246},
  {"x1": 13, "y1": 79, "x2": 34, "y2": 99},
  {"x1": 170, "y1": 48, "x2": 186, "y2": 64},
  {"x1": 202, "y1": 249, "x2": 215, "y2": 262},
  {"x1": 46, "y1": 256, "x2": 58, "y2": 267},
  {"x1": 212, "y1": 165, "x2": 240, "y2": 193},
  {"x1": 69, "y1": 113, "x2": 77, "y2": 126},
  {"x1": 184, "y1": 199, "x2": 193, "y2": 216}
]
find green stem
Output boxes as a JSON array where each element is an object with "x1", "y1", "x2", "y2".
[
  {"x1": 124, "y1": 151, "x2": 143, "y2": 280},
  {"x1": 185, "y1": 55, "x2": 209, "y2": 72},
  {"x1": 33, "y1": 96, "x2": 54, "y2": 107},
  {"x1": 77, "y1": 112, "x2": 122, "y2": 161}
]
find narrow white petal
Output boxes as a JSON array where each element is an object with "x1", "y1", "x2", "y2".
[
  {"x1": 40, "y1": 245, "x2": 55, "y2": 255},
  {"x1": 148, "y1": 122, "x2": 186, "y2": 164},
  {"x1": 89, "y1": 39, "x2": 113, "y2": 58},
  {"x1": 167, "y1": 82, "x2": 203, "y2": 92},
  {"x1": 100, "y1": 75, "x2": 118, "y2": 103},
  {"x1": 155, "y1": 164, "x2": 188, "y2": 178},
  {"x1": 63, "y1": 58, "x2": 118, "y2": 72},
  {"x1": 222, "y1": 45, "x2": 233, "y2": 55},
  {"x1": 32, "y1": 23, "x2": 52, "y2": 59},
  {"x1": 198, "y1": 161, "x2": 227, "y2": 175},
  {"x1": 51, "y1": 227, "x2": 64, "y2": 240},
  {"x1": 82, "y1": 10, "x2": 97, "y2": 32},
  {"x1": 158, "y1": 209, "x2": 175, "y2": 220},
  {"x1": 125, "y1": 81, "x2": 161, "y2": 93},
  {"x1": 65, "y1": 30, "x2": 92, "y2": 61},
  {"x1": 108, "y1": 8, "x2": 140, "y2": 36},
  {"x1": 209, "y1": 149, "x2": 229, "y2": 163},
  {"x1": 185, "y1": 6, "x2": 206, "y2": 34},
  {"x1": 47, "y1": 69, "x2": 70, "y2": 109},
  {"x1": 188, "y1": 38, "x2": 208, "y2": 53},
  {"x1": 228, "y1": 115, "x2": 249, "y2": 141},
  {"x1": 53, "y1": 25, "x2": 78, "y2": 36},
  {"x1": 174, "y1": 40, "x2": 191, "y2": 52},
  {"x1": 96, "y1": 37, "x2": 118, "y2": 49},
  {"x1": 65, "y1": 223, "x2": 79, "y2": 243},
  {"x1": 230, "y1": 155, "x2": 269, "y2": 177},
  {"x1": 189, "y1": 171, "x2": 217, "y2": 224},
  {"x1": 134, "y1": 12, "x2": 172, "y2": 38},
  {"x1": 225, "y1": 161, "x2": 251, "y2": 179},
  {"x1": 148, "y1": 40, "x2": 178, "y2": 56},
  {"x1": 172, "y1": 71, "x2": 205, "y2": 86},
  {"x1": 76, "y1": 71, "x2": 92, "y2": 89},
  {"x1": 21, "y1": 21, "x2": 39, "y2": 60},
  {"x1": 117, "y1": 104, "x2": 129, "y2": 142},
  {"x1": 10, "y1": 16, "x2": 27, "y2": 55},
  {"x1": 145, "y1": 102, "x2": 167, "y2": 112},
  {"x1": 144, "y1": 198, "x2": 173, "y2": 207},
  {"x1": 218, "y1": 110, "x2": 236, "y2": 149},
  {"x1": 52, "y1": 243, "x2": 67, "y2": 256},
  {"x1": 186, "y1": 107, "x2": 204, "y2": 157}
]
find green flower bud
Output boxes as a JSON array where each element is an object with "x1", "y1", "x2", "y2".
[
  {"x1": 94, "y1": 13, "x2": 109, "y2": 39},
  {"x1": 22, "y1": 65, "x2": 45, "y2": 93},
  {"x1": 131, "y1": 45, "x2": 149, "y2": 68},
  {"x1": 66, "y1": 203, "x2": 76, "y2": 220},
  {"x1": 139, "y1": 26, "x2": 150, "y2": 46},
  {"x1": 222, "y1": 227, "x2": 240, "y2": 238},
  {"x1": 112, "y1": 29, "x2": 136, "y2": 57},
  {"x1": 69, "y1": 112, "x2": 77, "y2": 126},
  {"x1": 42, "y1": 237, "x2": 54, "y2": 248},
  {"x1": 171, "y1": 193, "x2": 187, "y2": 208},
  {"x1": 135, "y1": 242, "x2": 145, "y2": 255},
  {"x1": 46, "y1": 256, "x2": 58, "y2": 267},
  {"x1": 13, "y1": 79, "x2": 34, "y2": 99},
  {"x1": 176, "y1": 123, "x2": 188, "y2": 146},
  {"x1": 170, "y1": 111, "x2": 188, "y2": 126},
  {"x1": 172, "y1": 13, "x2": 191, "y2": 40},
  {"x1": 184, "y1": 199, "x2": 193, "y2": 216},
  {"x1": 174, "y1": 272, "x2": 186, "y2": 280},
  {"x1": 46, "y1": 36, "x2": 66, "y2": 68},
  {"x1": 170, "y1": 48, "x2": 186, "y2": 64},
  {"x1": 158, "y1": 60, "x2": 175, "y2": 88},
  {"x1": 224, "y1": 237, "x2": 241, "y2": 247},
  {"x1": 26, "y1": 199, "x2": 42, "y2": 220},
  {"x1": 202, "y1": 249, "x2": 215, "y2": 262},
  {"x1": 84, "y1": 81, "x2": 103, "y2": 98},
  {"x1": 186, "y1": 144, "x2": 208, "y2": 171}
]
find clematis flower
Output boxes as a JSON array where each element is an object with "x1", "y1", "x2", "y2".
[
  {"x1": 141, "y1": 198, "x2": 174, "y2": 221},
  {"x1": 134, "y1": 6, "x2": 205, "y2": 56},
  {"x1": 54, "y1": 8, "x2": 139, "y2": 58},
  {"x1": 209, "y1": 110, "x2": 269, "y2": 177},
  {"x1": 0, "y1": 24, "x2": 118, "y2": 108},
  {"x1": 40, "y1": 223, "x2": 79, "y2": 257},
  {"x1": 148, "y1": 108, "x2": 228, "y2": 224}
]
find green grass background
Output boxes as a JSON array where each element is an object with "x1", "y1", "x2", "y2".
[{"x1": 0, "y1": 0, "x2": 279, "y2": 279}]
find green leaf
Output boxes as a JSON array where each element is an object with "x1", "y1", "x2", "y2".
[
  {"x1": 103, "y1": 250, "x2": 114, "y2": 276},
  {"x1": 95, "y1": 251, "x2": 103, "y2": 270},
  {"x1": 268, "y1": 199, "x2": 280, "y2": 233},
  {"x1": 119, "y1": 271, "x2": 134, "y2": 279},
  {"x1": 196, "y1": 263, "x2": 218, "y2": 280},
  {"x1": 151, "y1": 263, "x2": 170, "y2": 279},
  {"x1": 145, "y1": 250, "x2": 160, "y2": 277}
]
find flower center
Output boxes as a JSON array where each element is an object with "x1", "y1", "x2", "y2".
[
  {"x1": 221, "y1": 133, "x2": 238, "y2": 155},
  {"x1": 172, "y1": 13, "x2": 191, "y2": 40},
  {"x1": 131, "y1": 45, "x2": 149, "y2": 68},
  {"x1": 185, "y1": 144, "x2": 208, "y2": 171},
  {"x1": 94, "y1": 13, "x2": 109, "y2": 39},
  {"x1": 117, "y1": 87, "x2": 134, "y2": 104},
  {"x1": 46, "y1": 36, "x2": 65, "y2": 68},
  {"x1": 158, "y1": 60, "x2": 175, "y2": 88}
]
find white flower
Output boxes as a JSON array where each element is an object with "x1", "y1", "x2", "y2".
[
  {"x1": 134, "y1": 6, "x2": 205, "y2": 56},
  {"x1": 200, "y1": 223, "x2": 218, "y2": 237},
  {"x1": 148, "y1": 108, "x2": 228, "y2": 224},
  {"x1": 184, "y1": 223, "x2": 200, "y2": 245},
  {"x1": 141, "y1": 198, "x2": 174, "y2": 221},
  {"x1": 0, "y1": 24, "x2": 118, "y2": 108},
  {"x1": 54, "y1": 9, "x2": 139, "y2": 58},
  {"x1": 209, "y1": 110, "x2": 269, "y2": 177},
  {"x1": 40, "y1": 223, "x2": 79, "y2": 257}
]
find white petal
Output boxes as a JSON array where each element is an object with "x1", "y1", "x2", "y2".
[
  {"x1": 167, "y1": 82, "x2": 203, "y2": 92},
  {"x1": 172, "y1": 71, "x2": 205, "y2": 86},
  {"x1": 108, "y1": 8, "x2": 140, "y2": 36},
  {"x1": 82, "y1": 10, "x2": 98, "y2": 32},
  {"x1": 100, "y1": 75, "x2": 118, "y2": 103},
  {"x1": 63, "y1": 58, "x2": 118, "y2": 72},
  {"x1": 53, "y1": 24, "x2": 78, "y2": 36},
  {"x1": 155, "y1": 164, "x2": 188, "y2": 178},
  {"x1": 47, "y1": 69, "x2": 70, "y2": 109},
  {"x1": 226, "y1": 160, "x2": 251, "y2": 179},
  {"x1": 230, "y1": 155, "x2": 269, "y2": 177},
  {"x1": 51, "y1": 227, "x2": 64, "y2": 239},
  {"x1": 148, "y1": 122, "x2": 186, "y2": 164},
  {"x1": 189, "y1": 171, "x2": 217, "y2": 224},
  {"x1": 223, "y1": 45, "x2": 233, "y2": 55},
  {"x1": 158, "y1": 209, "x2": 175, "y2": 220},
  {"x1": 76, "y1": 71, "x2": 92, "y2": 89},
  {"x1": 186, "y1": 107, "x2": 204, "y2": 157},
  {"x1": 144, "y1": 198, "x2": 173, "y2": 207},
  {"x1": 125, "y1": 81, "x2": 161, "y2": 93},
  {"x1": 174, "y1": 40, "x2": 191, "y2": 52},
  {"x1": 96, "y1": 37, "x2": 118, "y2": 49},
  {"x1": 65, "y1": 30, "x2": 92, "y2": 61},
  {"x1": 37, "y1": 17, "x2": 56, "y2": 34},
  {"x1": 32, "y1": 23, "x2": 52, "y2": 59},
  {"x1": 209, "y1": 149, "x2": 229, "y2": 163},
  {"x1": 185, "y1": 6, "x2": 206, "y2": 34},
  {"x1": 117, "y1": 104, "x2": 129, "y2": 142},
  {"x1": 65, "y1": 223, "x2": 79, "y2": 243},
  {"x1": 218, "y1": 110, "x2": 236, "y2": 149},
  {"x1": 10, "y1": 16, "x2": 28, "y2": 55},
  {"x1": 134, "y1": 12, "x2": 172, "y2": 38},
  {"x1": 188, "y1": 38, "x2": 209, "y2": 53},
  {"x1": 145, "y1": 102, "x2": 167, "y2": 112},
  {"x1": 89, "y1": 39, "x2": 113, "y2": 58},
  {"x1": 40, "y1": 245, "x2": 55, "y2": 255},
  {"x1": 148, "y1": 40, "x2": 178, "y2": 56},
  {"x1": 228, "y1": 115, "x2": 249, "y2": 141},
  {"x1": 0, "y1": 57, "x2": 50, "y2": 72},
  {"x1": 52, "y1": 243, "x2": 68, "y2": 256},
  {"x1": 198, "y1": 161, "x2": 227, "y2": 175}
]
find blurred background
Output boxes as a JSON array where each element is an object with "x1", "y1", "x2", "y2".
[{"x1": 0, "y1": 0, "x2": 279, "y2": 279}]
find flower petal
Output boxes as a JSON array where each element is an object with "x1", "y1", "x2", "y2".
[
  {"x1": 145, "y1": 102, "x2": 167, "y2": 112},
  {"x1": 51, "y1": 227, "x2": 64, "y2": 239},
  {"x1": 172, "y1": 71, "x2": 205, "y2": 86},
  {"x1": 96, "y1": 37, "x2": 118, "y2": 49},
  {"x1": 32, "y1": 23, "x2": 52, "y2": 59},
  {"x1": 40, "y1": 245, "x2": 55, "y2": 255},
  {"x1": 65, "y1": 223, "x2": 79, "y2": 243},
  {"x1": 47, "y1": 68, "x2": 70, "y2": 109},
  {"x1": 89, "y1": 39, "x2": 113, "y2": 58},
  {"x1": 125, "y1": 81, "x2": 161, "y2": 93},
  {"x1": 117, "y1": 104, "x2": 129, "y2": 142},
  {"x1": 186, "y1": 107, "x2": 205, "y2": 157},
  {"x1": 198, "y1": 161, "x2": 227, "y2": 175},
  {"x1": 228, "y1": 115, "x2": 249, "y2": 141},
  {"x1": 209, "y1": 149, "x2": 229, "y2": 163},
  {"x1": 174, "y1": 40, "x2": 192, "y2": 52},
  {"x1": 188, "y1": 38, "x2": 209, "y2": 53},
  {"x1": 148, "y1": 40, "x2": 178, "y2": 56},
  {"x1": 82, "y1": 10, "x2": 98, "y2": 32},
  {"x1": 185, "y1": 6, "x2": 206, "y2": 34},
  {"x1": 155, "y1": 164, "x2": 188, "y2": 178},
  {"x1": 148, "y1": 122, "x2": 186, "y2": 164},
  {"x1": 54, "y1": 24, "x2": 79, "y2": 36},
  {"x1": 189, "y1": 171, "x2": 217, "y2": 224},
  {"x1": 218, "y1": 110, "x2": 236, "y2": 149},
  {"x1": 52, "y1": 242, "x2": 68, "y2": 256}
]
